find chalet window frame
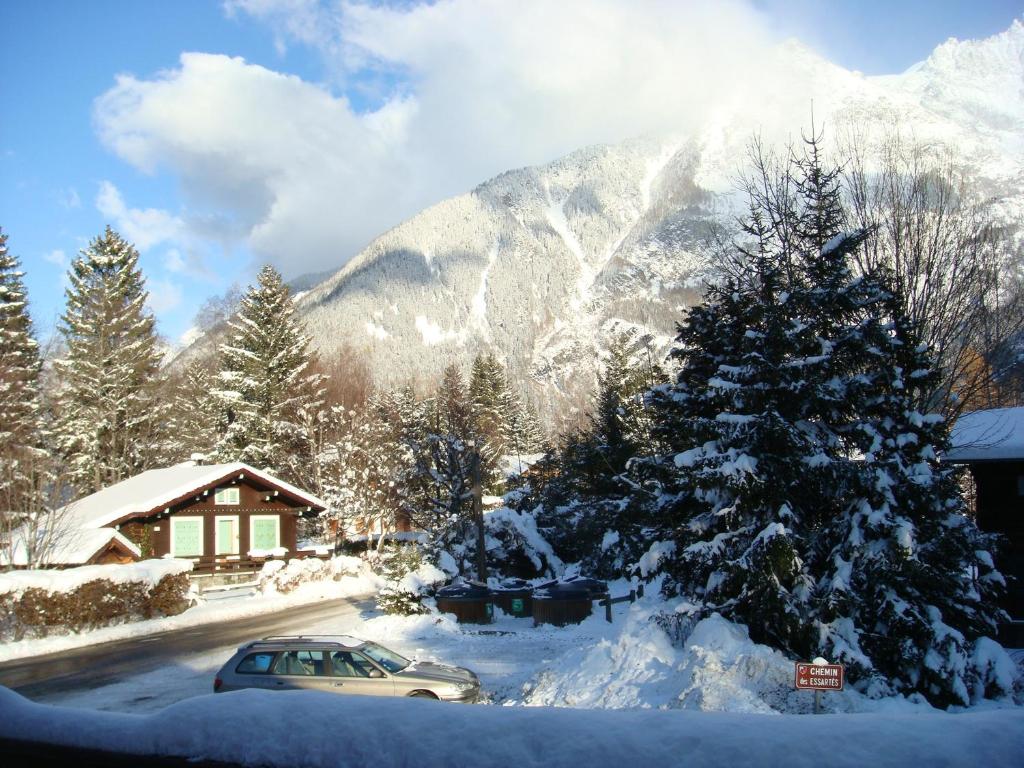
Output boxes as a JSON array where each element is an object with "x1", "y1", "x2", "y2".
[
  {"x1": 214, "y1": 486, "x2": 241, "y2": 505},
  {"x1": 170, "y1": 516, "x2": 204, "y2": 558},
  {"x1": 250, "y1": 515, "x2": 281, "y2": 551}
]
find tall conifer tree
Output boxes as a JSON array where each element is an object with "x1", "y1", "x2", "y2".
[
  {"x1": 53, "y1": 227, "x2": 166, "y2": 494},
  {"x1": 213, "y1": 265, "x2": 324, "y2": 478},
  {"x1": 0, "y1": 229, "x2": 48, "y2": 526}
]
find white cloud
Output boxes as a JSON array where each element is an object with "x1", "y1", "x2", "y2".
[
  {"x1": 95, "y1": 0, "x2": 814, "y2": 278},
  {"x1": 95, "y1": 181, "x2": 184, "y2": 251},
  {"x1": 146, "y1": 278, "x2": 184, "y2": 314},
  {"x1": 42, "y1": 249, "x2": 66, "y2": 267}
]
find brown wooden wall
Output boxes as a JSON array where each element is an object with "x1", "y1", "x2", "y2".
[
  {"x1": 120, "y1": 478, "x2": 306, "y2": 560},
  {"x1": 969, "y1": 461, "x2": 1024, "y2": 619}
]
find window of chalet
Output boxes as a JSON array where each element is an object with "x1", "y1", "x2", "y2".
[
  {"x1": 171, "y1": 517, "x2": 203, "y2": 557},
  {"x1": 251, "y1": 516, "x2": 280, "y2": 551},
  {"x1": 215, "y1": 486, "x2": 241, "y2": 505}
]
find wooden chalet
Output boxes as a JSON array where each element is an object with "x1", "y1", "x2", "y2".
[
  {"x1": 20, "y1": 461, "x2": 327, "y2": 573},
  {"x1": 948, "y1": 407, "x2": 1024, "y2": 637}
]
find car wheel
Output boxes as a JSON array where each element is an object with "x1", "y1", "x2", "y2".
[{"x1": 408, "y1": 691, "x2": 438, "y2": 699}]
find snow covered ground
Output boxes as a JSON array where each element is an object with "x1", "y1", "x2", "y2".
[
  {"x1": 3, "y1": 685, "x2": 1022, "y2": 768},
  {"x1": 1, "y1": 568, "x2": 1022, "y2": 765},
  {"x1": 4, "y1": 573, "x2": 1021, "y2": 715},
  {"x1": 0, "y1": 562, "x2": 384, "y2": 664}
]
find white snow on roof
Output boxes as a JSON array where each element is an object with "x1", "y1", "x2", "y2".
[
  {"x1": 948, "y1": 406, "x2": 1024, "y2": 462},
  {"x1": 58, "y1": 462, "x2": 327, "y2": 531},
  {"x1": 0, "y1": 527, "x2": 141, "y2": 567}
]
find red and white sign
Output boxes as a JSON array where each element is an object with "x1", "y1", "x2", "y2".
[{"x1": 795, "y1": 662, "x2": 845, "y2": 691}]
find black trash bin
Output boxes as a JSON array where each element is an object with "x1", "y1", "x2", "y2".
[
  {"x1": 491, "y1": 578, "x2": 534, "y2": 618},
  {"x1": 532, "y1": 582, "x2": 593, "y2": 627},
  {"x1": 561, "y1": 576, "x2": 609, "y2": 600},
  {"x1": 436, "y1": 581, "x2": 493, "y2": 624}
]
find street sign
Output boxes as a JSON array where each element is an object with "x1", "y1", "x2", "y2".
[{"x1": 795, "y1": 661, "x2": 845, "y2": 691}]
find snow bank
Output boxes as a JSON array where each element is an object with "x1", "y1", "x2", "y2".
[
  {"x1": 258, "y1": 556, "x2": 370, "y2": 594},
  {"x1": 1, "y1": 686, "x2": 1021, "y2": 768},
  {"x1": 522, "y1": 602, "x2": 949, "y2": 715},
  {"x1": 0, "y1": 559, "x2": 192, "y2": 598}
]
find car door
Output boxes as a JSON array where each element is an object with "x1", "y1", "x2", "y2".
[
  {"x1": 268, "y1": 650, "x2": 332, "y2": 692},
  {"x1": 327, "y1": 651, "x2": 395, "y2": 697}
]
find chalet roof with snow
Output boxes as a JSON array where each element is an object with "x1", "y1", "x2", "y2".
[
  {"x1": 947, "y1": 406, "x2": 1024, "y2": 463},
  {"x1": 1, "y1": 527, "x2": 141, "y2": 568},
  {"x1": 60, "y1": 461, "x2": 327, "y2": 531}
]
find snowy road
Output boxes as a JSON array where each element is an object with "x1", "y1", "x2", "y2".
[{"x1": 0, "y1": 595, "x2": 376, "y2": 711}]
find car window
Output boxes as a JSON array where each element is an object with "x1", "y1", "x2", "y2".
[
  {"x1": 271, "y1": 650, "x2": 326, "y2": 676},
  {"x1": 361, "y1": 642, "x2": 410, "y2": 673},
  {"x1": 236, "y1": 652, "x2": 276, "y2": 674},
  {"x1": 329, "y1": 651, "x2": 372, "y2": 678}
]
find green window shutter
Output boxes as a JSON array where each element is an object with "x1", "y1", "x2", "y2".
[
  {"x1": 253, "y1": 518, "x2": 279, "y2": 550},
  {"x1": 173, "y1": 519, "x2": 203, "y2": 557}
]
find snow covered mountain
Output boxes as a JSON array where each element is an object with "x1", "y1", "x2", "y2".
[{"x1": 292, "y1": 22, "x2": 1024, "y2": 423}]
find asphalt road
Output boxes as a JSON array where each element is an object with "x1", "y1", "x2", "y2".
[{"x1": 0, "y1": 595, "x2": 376, "y2": 698}]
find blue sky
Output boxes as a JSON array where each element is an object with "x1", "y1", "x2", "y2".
[{"x1": 1, "y1": 0, "x2": 1021, "y2": 347}]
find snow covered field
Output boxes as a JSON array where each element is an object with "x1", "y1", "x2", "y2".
[
  {"x1": 4, "y1": 569, "x2": 1022, "y2": 715},
  {"x1": 2, "y1": 567, "x2": 1022, "y2": 765},
  {"x1": 3, "y1": 685, "x2": 1022, "y2": 768}
]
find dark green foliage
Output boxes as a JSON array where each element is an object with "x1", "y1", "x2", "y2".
[
  {"x1": 54, "y1": 227, "x2": 167, "y2": 494},
  {"x1": 632, "y1": 132, "x2": 1008, "y2": 706},
  {"x1": 213, "y1": 265, "x2": 324, "y2": 479},
  {"x1": 0, "y1": 228, "x2": 48, "y2": 531}
]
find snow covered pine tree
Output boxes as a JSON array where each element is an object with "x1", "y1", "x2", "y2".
[
  {"x1": 53, "y1": 227, "x2": 167, "y2": 494},
  {"x1": 213, "y1": 265, "x2": 324, "y2": 480},
  {"x1": 0, "y1": 228, "x2": 48, "y2": 533},
  {"x1": 644, "y1": 134, "x2": 1007, "y2": 706}
]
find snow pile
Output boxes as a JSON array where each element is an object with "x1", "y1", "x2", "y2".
[
  {"x1": 397, "y1": 562, "x2": 447, "y2": 595},
  {"x1": 258, "y1": 556, "x2": 369, "y2": 594},
  {"x1": 522, "y1": 600, "x2": 681, "y2": 709},
  {"x1": 672, "y1": 614, "x2": 804, "y2": 714},
  {"x1": 1, "y1": 685, "x2": 1022, "y2": 768},
  {"x1": 519, "y1": 601, "x2": 962, "y2": 714},
  {"x1": 483, "y1": 506, "x2": 563, "y2": 578},
  {"x1": 0, "y1": 559, "x2": 192, "y2": 598}
]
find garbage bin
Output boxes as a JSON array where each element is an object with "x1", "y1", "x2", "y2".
[
  {"x1": 561, "y1": 576, "x2": 609, "y2": 600},
  {"x1": 436, "y1": 582, "x2": 493, "y2": 624},
  {"x1": 532, "y1": 582, "x2": 592, "y2": 627},
  {"x1": 491, "y1": 578, "x2": 534, "y2": 618}
]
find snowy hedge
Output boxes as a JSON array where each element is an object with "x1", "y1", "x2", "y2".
[
  {"x1": 0, "y1": 559, "x2": 193, "y2": 641},
  {"x1": 257, "y1": 555, "x2": 368, "y2": 594}
]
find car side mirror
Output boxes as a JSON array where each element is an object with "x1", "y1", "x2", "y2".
[{"x1": 368, "y1": 668, "x2": 384, "y2": 678}]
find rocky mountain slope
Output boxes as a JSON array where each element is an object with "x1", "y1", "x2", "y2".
[{"x1": 288, "y1": 22, "x2": 1023, "y2": 425}]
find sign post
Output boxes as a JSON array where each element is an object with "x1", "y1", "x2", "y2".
[{"x1": 794, "y1": 657, "x2": 844, "y2": 714}]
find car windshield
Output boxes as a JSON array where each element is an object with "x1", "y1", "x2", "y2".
[{"x1": 360, "y1": 642, "x2": 410, "y2": 673}]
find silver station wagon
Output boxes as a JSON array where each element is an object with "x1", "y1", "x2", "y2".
[{"x1": 213, "y1": 635, "x2": 480, "y2": 703}]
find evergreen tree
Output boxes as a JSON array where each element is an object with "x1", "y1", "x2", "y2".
[
  {"x1": 213, "y1": 265, "x2": 324, "y2": 478},
  {"x1": 0, "y1": 229, "x2": 48, "y2": 535},
  {"x1": 435, "y1": 363, "x2": 473, "y2": 439},
  {"x1": 53, "y1": 227, "x2": 167, "y2": 494},
  {"x1": 168, "y1": 361, "x2": 220, "y2": 462},
  {"x1": 813, "y1": 295, "x2": 1006, "y2": 705},
  {"x1": 638, "y1": 133, "x2": 1007, "y2": 705},
  {"x1": 468, "y1": 353, "x2": 508, "y2": 489}
]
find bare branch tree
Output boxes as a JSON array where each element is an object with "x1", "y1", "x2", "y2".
[{"x1": 839, "y1": 127, "x2": 1024, "y2": 418}]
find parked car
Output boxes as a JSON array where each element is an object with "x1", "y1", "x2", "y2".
[{"x1": 213, "y1": 635, "x2": 480, "y2": 703}]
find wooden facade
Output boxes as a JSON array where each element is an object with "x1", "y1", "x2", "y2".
[
  {"x1": 107, "y1": 470, "x2": 324, "y2": 574},
  {"x1": 962, "y1": 460, "x2": 1024, "y2": 621}
]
